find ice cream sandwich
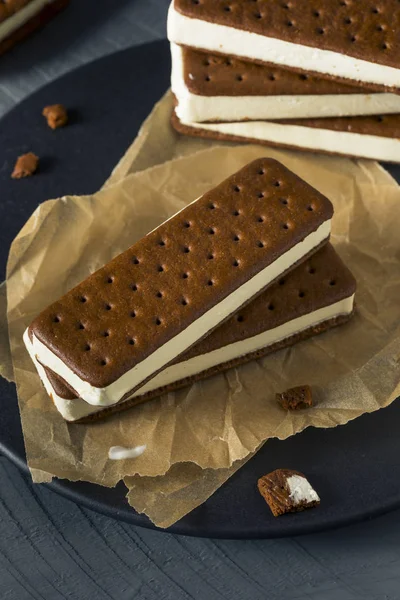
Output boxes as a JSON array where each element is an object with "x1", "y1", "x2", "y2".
[
  {"x1": 168, "y1": 0, "x2": 400, "y2": 92},
  {"x1": 25, "y1": 158, "x2": 333, "y2": 409},
  {"x1": 172, "y1": 109, "x2": 400, "y2": 163},
  {"x1": 24, "y1": 244, "x2": 356, "y2": 422},
  {"x1": 172, "y1": 44, "x2": 400, "y2": 122}
]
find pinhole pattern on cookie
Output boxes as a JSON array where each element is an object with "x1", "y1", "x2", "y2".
[
  {"x1": 176, "y1": 0, "x2": 400, "y2": 69},
  {"x1": 180, "y1": 242, "x2": 356, "y2": 361},
  {"x1": 29, "y1": 158, "x2": 333, "y2": 389},
  {"x1": 182, "y1": 47, "x2": 374, "y2": 97},
  {"x1": 276, "y1": 112, "x2": 400, "y2": 137}
]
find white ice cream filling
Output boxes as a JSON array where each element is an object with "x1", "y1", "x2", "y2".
[
  {"x1": 177, "y1": 117, "x2": 400, "y2": 163},
  {"x1": 286, "y1": 475, "x2": 320, "y2": 505},
  {"x1": 27, "y1": 219, "x2": 331, "y2": 407},
  {"x1": 108, "y1": 446, "x2": 146, "y2": 460},
  {"x1": 167, "y1": 4, "x2": 400, "y2": 90},
  {"x1": 171, "y1": 44, "x2": 400, "y2": 122},
  {"x1": 24, "y1": 292, "x2": 354, "y2": 421},
  {"x1": 0, "y1": 0, "x2": 56, "y2": 42}
]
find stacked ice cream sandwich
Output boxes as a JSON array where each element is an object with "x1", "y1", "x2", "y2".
[
  {"x1": 168, "y1": 0, "x2": 400, "y2": 163},
  {"x1": 24, "y1": 158, "x2": 356, "y2": 422}
]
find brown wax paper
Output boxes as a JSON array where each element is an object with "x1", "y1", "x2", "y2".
[
  {"x1": 6, "y1": 142, "x2": 400, "y2": 524},
  {"x1": 125, "y1": 453, "x2": 257, "y2": 530},
  {"x1": 4, "y1": 90, "x2": 400, "y2": 526}
]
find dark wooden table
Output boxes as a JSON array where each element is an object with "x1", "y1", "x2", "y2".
[{"x1": 1, "y1": 2, "x2": 400, "y2": 598}]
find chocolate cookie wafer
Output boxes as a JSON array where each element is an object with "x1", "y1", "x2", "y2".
[
  {"x1": 24, "y1": 243, "x2": 356, "y2": 422},
  {"x1": 25, "y1": 158, "x2": 333, "y2": 408},
  {"x1": 172, "y1": 109, "x2": 400, "y2": 163},
  {"x1": 0, "y1": 0, "x2": 69, "y2": 56},
  {"x1": 168, "y1": 0, "x2": 400, "y2": 92},
  {"x1": 172, "y1": 45, "x2": 400, "y2": 122}
]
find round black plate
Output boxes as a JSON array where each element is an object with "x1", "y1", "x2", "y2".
[{"x1": 1, "y1": 41, "x2": 400, "y2": 539}]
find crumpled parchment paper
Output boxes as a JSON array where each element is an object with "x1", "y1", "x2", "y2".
[{"x1": 3, "y1": 91, "x2": 400, "y2": 527}]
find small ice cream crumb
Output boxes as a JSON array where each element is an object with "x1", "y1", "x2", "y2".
[
  {"x1": 108, "y1": 445, "x2": 146, "y2": 460},
  {"x1": 286, "y1": 475, "x2": 320, "y2": 505}
]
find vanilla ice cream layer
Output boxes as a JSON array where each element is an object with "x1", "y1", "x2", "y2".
[
  {"x1": 171, "y1": 44, "x2": 400, "y2": 122},
  {"x1": 24, "y1": 293, "x2": 354, "y2": 421},
  {"x1": 0, "y1": 0, "x2": 56, "y2": 42},
  {"x1": 287, "y1": 475, "x2": 320, "y2": 505},
  {"x1": 167, "y1": 5, "x2": 400, "y2": 91},
  {"x1": 26, "y1": 219, "x2": 331, "y2": 408},
  {"x1": 178, "y1": 117, "x2": 400, "y2": 163}
]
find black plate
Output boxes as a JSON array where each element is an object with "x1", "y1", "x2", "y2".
[{"x1": 1, "y1": 41, "x2": 400, "y2": 539}]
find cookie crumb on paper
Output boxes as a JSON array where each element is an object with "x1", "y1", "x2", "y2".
[{"x1": 277, "y1": 385, "x2": 313, "y2": 410}]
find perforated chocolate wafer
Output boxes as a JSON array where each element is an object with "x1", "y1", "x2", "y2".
[
  {"x1": 278, "y1": 113, "x2": 400, "y2": 136},
  {"x1": 171, "y1": 108, "x2": 400, "y2": 163},
  {"x1": 26, "y1": 158, "x2": 333, "y2": 408},
  {"x1": 26, "y1": 243, "x2": 356, "y2": 422},
  {"x1": 172, "y1": 44, "x2": 400, "y2": 122},
  {"x1": 181, "y1": 45, "x2": 372, "y2": 97},
  {"x1": 168, "y1": 0, "x2": 400, "y2": 92},
  {"x1": 0, "y1": 0, "x2": 69, "y2": 57}
]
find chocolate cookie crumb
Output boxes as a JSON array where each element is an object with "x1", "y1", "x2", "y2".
[
  {"x1": 276, "y1": 385, "x2": 313, "y2": 410},
  {"x1": 258, "y1": 468, "x2": 320, "y2": 517},
  {"x1": 11, "y1": 152, "x2": 39, "y2": 179},
  {"x1": 42, "y1": 104, "x2": 68, "y2": 129}
]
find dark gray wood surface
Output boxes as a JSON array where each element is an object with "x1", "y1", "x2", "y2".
[
  {"x1": 2, "y1": 456, "x2": 400, "y2": 600},
  {"x1": 1, "y1": 2, "x2": 400, "y2": 598}
]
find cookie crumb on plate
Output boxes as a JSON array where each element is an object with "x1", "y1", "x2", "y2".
[
  {"x1": 11, "y1": 152, "x2": 39, "y2": 179},
  {"x1": 42, "y1": 104, "x2": 68, "y2": 129},
  {"x1": 258, "y1": 468, "x2": 320, "y2": 517}
]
